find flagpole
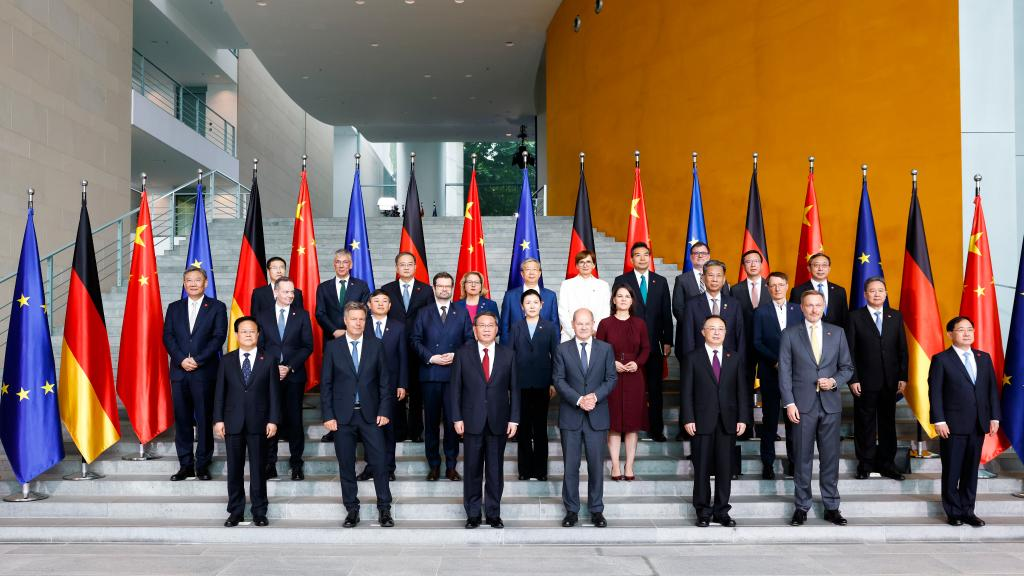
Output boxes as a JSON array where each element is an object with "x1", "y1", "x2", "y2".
[
  {"x1": 635, "y1": 150, "x2": 640, "y2": 168},
  {"x1": 907, "y1": 169, "x2": 937, "y2": 459},
  {"x1": 972, "y1": 173, "x2": 999, "y2": 479},
  {"x1": 692, "y1": 151, "x2": 697, "y2": 171},
  {"x1": 4, "y1": 481, "x2": 47, "y2": 502},
  {"x1": 808, "y1": 156, "x2": 815, "y2": 175}
]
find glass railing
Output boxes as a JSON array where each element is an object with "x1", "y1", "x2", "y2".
[{"x1": 132, "y1": 50, "x2": 237, "y2": 157}]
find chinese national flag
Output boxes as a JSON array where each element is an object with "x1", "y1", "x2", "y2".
[
  {"x1": 290, "y1": 169, "x2": 322, "y2": 390},
  {"x1": 959, "y1": 193, "x2": 1009, "y2": 463},
  {"x1": 623, "y1": 165, "x2": 653, "y2": 273},
  {"x1": 227, "y1": 170, "x2": 266, "y2": 351},
  {"x1": 455, "y1": 168, "x2": 490, "y2": 299},
  {"x1": 793, "y1": 169, "x2": 824, "y2": 286},
  {"x1": 116, "y1": 189, "x2": 172, "y2": 445}
]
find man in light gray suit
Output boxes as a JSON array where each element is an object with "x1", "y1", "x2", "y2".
[
  {"x1": 779, "y1": 290, "x2": 854, "y2": 527},
  {"x1": 553, "y1": 308, "x2": 618, "y2": 528}
]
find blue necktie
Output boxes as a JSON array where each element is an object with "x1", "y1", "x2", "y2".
[
  {"x1": 963, "y1": 351, "x2": 976, "y2": 384},
  {"x1": 874, "y1": 311, "x2": 883, "y2": 336},
  {"x1": 278, "y1": 308, "x2": 286, "y2": 340},
  {"x1": 639, "y1": 275, "x2": 648, "y2": 303},
  {"x1": 580, "y1": 342, "x2": 589, "y2": 373},
  {"x1": 817, "y1": 283, "x2": 828, "y2": 313},
  {"x1": 402, "y1": 283, "x2": 411, "y2": 309},
  {"x1": 375, "y1": 321, "x2": 383, "y2": 339},
  {"x1": 242, "y1": 353, "x2": 252, "y2": 385},
  {"x1": 352, "y1": 341, "x2": 361, "y2": 404}
]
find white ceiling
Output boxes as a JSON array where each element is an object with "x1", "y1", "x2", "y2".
[{"x1": 221, "y1": 0, "x2": 559, "y2": 142}]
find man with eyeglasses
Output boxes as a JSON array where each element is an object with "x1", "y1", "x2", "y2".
[
  {"x1": 673, "y1": 242, "x2": 729, "y2": 303},
  {"x1": 789, "y1": 252, "x2": 849, "y2": 329}
]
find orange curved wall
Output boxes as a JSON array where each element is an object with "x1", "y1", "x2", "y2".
[{"x1": 545, "y1": 0, "x2": 963, "y2": 319}]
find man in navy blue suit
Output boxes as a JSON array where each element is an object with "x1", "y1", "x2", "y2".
[
  {"x1": 250, "y1": 256, "x2": 304, "y2": 321},
  {"x1": 929, "y1": 316, "x2": 1000, "y2": 527},
  {"x1": 499, "y1": 258, "x2": 559, "y2": 342},
  {"x1": 450, "y1": 311, "x2": 519, "y2": 529},
  {"x1": 753, "y1": 271, "x2": 804, "y2": 479},
  {"x1": 163, "y1": 268, "x2": 227, "y2": 482},
  {"x1": 679, "y1": 259, "x2": 745, "y2": 356},
  {"x1": 788, "y1": 253, "x2": 849, "y2": 329},
  {"x1": 411, "y1": 272, "x2": 474, "y2": 481}
]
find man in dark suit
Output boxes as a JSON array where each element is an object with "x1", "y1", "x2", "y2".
[
  {"x1": 499, "y1": 257, "x2": 560, "y2": 342},
  {"x1": 553, "y1": 308, "x2": 618, "y2": 528},
  {"x1": 381, "y1": 251, "x2": 434, "y2": 442},
  {"x1": 731, "y1": 250, "x2": 770, "y2": 427},
  {"x1": 846, "y1": 277, "x2": 908, "y2": 480},
  {"x1": 163, "y1": 268, "x2": 227, "y2": 482},
  {"x1": 779, "y1": 290, "x2": 855, "y2": 526},
  {"x1": 615, "y1": 242, "x2": 673, "y2": 441},
  {"x1": 929, "y1": 316, "x2": 1000, "y2": 527},
  {"x1": 250, "y1": 256, "x2": 304, "y2": 320},
  {"x1": 753, "y1": 272, "x2": 804, "y2": 479},
  {"x1": 357, "y1": 290, "x2": 408, "y2": 482},
  {"x1": 257, "y1": 277, "x2": 313, "y2": 481},
  {"x1": 213, "y1": 316, "x2": 280, "y2": 527},
  {"x1": 672, "y1": 241, "x2": 712, "y2": 303},
  {"x1": 411, "y1": 272, "x2": 474, "y2": 481},
  {"x1": 681, "y1": 315, "x2": 751, "y2": 527},
  {"x1": 449, "y1": 311, "x2": 520, "y2": 529},
  {"x1": 321, "y1": 302, "x2": 395, "y2": 528},
  {"x1": 789, "y1": 252, "x2": 849, "y2": 329}
]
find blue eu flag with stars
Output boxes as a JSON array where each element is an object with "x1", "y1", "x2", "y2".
[
  {"x1": 1001, "y1": 235, "x2": 1024, "y2": 462},
  {"x1": 182, "y1": 178, "x2": 217, "y2": 298},
  {"x1": 1, "y1": 207, "x2": 66, "y2": 484},
  {"x1": 345, "y1": 167, "x2": 375, "y2": 291},
  {"x1": 507, "y1": 167, "x2": 543, "y2": 291},
  {"x1": 683, "y1": 164, "x2": 708, "y2": 272},
  {"x1": 850, "y1": 175, "x2": 885, "y2": 309}
]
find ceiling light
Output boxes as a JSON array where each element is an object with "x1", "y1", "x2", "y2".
[
  {"x1": 504, "y1": 41, "x2": 515, "y2": 47},
  {"x1": 354, "y1": 0, "x2": 365, "y2": 3},
  {"x1": 256, "y1": 1, "x2": 267, "y2": 5},
  {"x1": 213, "y1": 74, "x2": 221, "y2": 78},
  {"x1": 431, "y1": 96, "x2": 438, "y2": 100},
  {"x1": 301, "y1": 75, "x2": 309, "y2": 79},
  {"x1": 423, "y1": 74, "x2": 432, "y2": 78},
  {"x1": 370, "y1": 42, "x2": 379, "y2": 47},
  {"x1": 505, "y1": 133, "x2": 513, "y2": 137},
  {"x1": 469, "y1": 96, "x2": 476, "y2": 100},
  {"x1": 464, "y1": 73, "x2": 473, "y2": 78},
  {"x1": 454, "y1": 0, "x2": 465, "y2": 3},
  {"x1": 574, "y1": 15, "x2": 582, "y2": 32},
  {"x1": 404, "y1": 0, "x2": 415, "y2": 4}
]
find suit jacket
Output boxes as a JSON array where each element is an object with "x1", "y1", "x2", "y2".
[
  {"x1": 163, "y1": 296, "x2": 228, "y2": 383},
  {"x1": 552, "y1": 338, "x2": 618, "y2": 431},
  {"x1": 410, "y1": 301, "x2": 474, "y2": 382},
  {"x1": 928, "y1": 347, "x2": 1000, "y2": 434},
  {"x1": 614, "y1": 271, "x2": 674, "y2": 355},
  {"x1": 213, "y1": 349, "x2": 281, "y2": 434},
  {"x1": 846, "y1": 307, "x2": 909, "y2": 390},
  {"x1": 678, "y1": 292, "x2": 745, "y2": 357},
  {"x1": 680, "y1": 347, "x2": 752, "y2": 434},
  {"x1": 752, "y1": 301, "x2": 804, "y2": 384},
  {"x1": 448, "y1": 342, "x2": 520, "y2": 435},
  {"x1": 256, "y1": 303, "x2": 313, "y2": 384},
  {"x1": 673, "y1": 270, "x2": 730, "y2": 304},
  {"x1": 315, "y1": 276, "x2": 371, "y2": 341},
  {"x1": 778, "y1": 321, "x2": 855, "y2": 414},
  {"x1": 380, "y1": 279, "x2": 434, "y2": 334},
  {"x1": 320, "y1": 336, "x2": 393, "y2": 425},
  {"x1": 250, "y1": 284, "x2": 304, "y2": 322},
  {"x1": 499, "y1": 286, "x2": 560, "y2": 342},
  {"x1": 789, "y1": 280, "x2": 849, "y2": 328},
  {"x1": 508, "y1": 318, "x2": 560, "y2": 389},
  {"x1": 731, "y1": 279, "x2": 771, "y2": 362},
  {"x1": 452, "y1": 297, "x2": 500, "y2": 323},
  {"x1": 368, "y1": 317, "x2": 408, "y2": 391}
]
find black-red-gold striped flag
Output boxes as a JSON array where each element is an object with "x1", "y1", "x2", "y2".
[
  {"x1": 399, "y1": 158, "x2": 430, "y2": 284},
  {"x1": 566, "y1": 155, "x2": 598, "y2": 278}
]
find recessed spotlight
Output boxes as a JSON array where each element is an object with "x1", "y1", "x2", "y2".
[
  {"x1": 504, "y1": 41, "x2": 515, "y2": 47},
  {"x1": 354, "y1": 0, "x2": 365, "y2": 4},
  {"x1": 595, "y1": 0, "x2": 603, "y2": 13},
  {"x1": 404, "y1": 0, "x2": 415, "y2": 4},
  {"x1": 469, "y1": 96, "x2": 476, "y2": 100},
  {"x1": 423, "y1": 74, "x2": 432, "y2": 78},
  {"x1": 431, "y1": 96, "x2": 438, "y2": 100},
  {"x1": 370, "y1": 42, "x2": 379, "y2": 47},
  {"x1": 301, "y1": 75, "x2": 309, "y2": 80},
  {"x1": 505, "y1": 133, "x2": 513, "y2": 137},
  {"x1": 256, "y1": 1, "x2": 267, "y2": 5},
  {"x1": 213, "y1": 74, "x2": 221, "y2": 78},
  {"x1": 573, "y1": 15, "x2": 581, "y2": 32},
  {"x1": 455, "y1": 0, "x2": 465, "y2": 3},
  {"x1": 464, "y1": 73, "x2": 473, "y2": 78}
]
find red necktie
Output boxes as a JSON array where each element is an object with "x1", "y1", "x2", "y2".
[{"x1": 482, "y1": 347, "x2": 490, "y2": 381}]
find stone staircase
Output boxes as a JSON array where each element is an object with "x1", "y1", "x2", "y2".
[{"x1": 2, "y1": 215, "x2": 1023, "y2": 544}]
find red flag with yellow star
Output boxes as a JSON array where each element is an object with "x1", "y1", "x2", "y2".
[
  {"x1": 290, "y1": 168, "x2": 322, "y2": 390},
  {"x1": 455, "y1": 168, "x2": 490, "y2": 300},
  {"x1": 116, "y1": 187, "x2": 172, "y2": 444},
  {"x1": 623, "y1": 164, "x2": 653, "y2": 273},
  {"x1": 959, "y1": 191, "x2": 1009, "y2": 463},
  {"x1": 793, "y1": 167, "x2": 823, "y2": 286}
]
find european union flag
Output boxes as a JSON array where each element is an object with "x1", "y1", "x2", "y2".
[
  {"x1": 182, "y1": 178, "x2": 217, "y2": 298},
  {"x1": 1, "y1": 207, "x2": 66, "y2": 484},
  {"x1": 849, "y1": 174, "x2": 885, "y2": 309},
  {"x1": 507, "y1": 167, "x2": 543, "y2": 291},
  {"x1": 1001, "y1": 235, "x2": 1024, "y2": 462},
  {"x1": 345, "y1": 167, "x2": 375, "y2": 291},
  {"x1": 683, "y1": 164, "x2": 708, "y2": 272}
]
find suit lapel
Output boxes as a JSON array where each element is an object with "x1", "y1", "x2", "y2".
[
  {"x1": 796, "y1": 323, "x2": 819, "y2": 366},
  {"x1": 698, "y1": 349, "x2": 717, "y2": 382},
  {"x1": 948, "y1": 348, "x2": 975, "y2": 385}
]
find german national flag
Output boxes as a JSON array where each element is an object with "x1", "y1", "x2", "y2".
[
  {"x1": 899, "y1": 175, "x2": 941, "y2": 438},
  {"x1": 566, "y1": 157, "x2": 598, "y2": 278},
  {"x1": 227, "y1": 167, "x2": 266, "y2": 351},
  {"x1": 738, "y1": 155, "x2": 770, "y2": 282},
  {"x1": 400, "y1": 159, "x2": 430, "y2": 284},
  {"x1": 60, "y1": 194, "x2": 120, "y2": 463}
]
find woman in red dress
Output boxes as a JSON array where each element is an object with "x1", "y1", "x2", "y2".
[{"x1": 596, "y1": 283, "x2": 650, "y2": 481}]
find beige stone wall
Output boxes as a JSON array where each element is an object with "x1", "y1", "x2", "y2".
[
  {"x1": 0, "y1": 0, "x2": 133, "y2": 274},
  {"x1": 236, "y1": 49, "x2": 333, "y2": 219}
]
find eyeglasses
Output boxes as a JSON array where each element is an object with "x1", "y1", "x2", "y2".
[
  {"x1": 953, "y1": 328, "x2": 975, "y2": 334},
  {"x1": 691, "y1": 251, "x2": 710, "y2": 257}
]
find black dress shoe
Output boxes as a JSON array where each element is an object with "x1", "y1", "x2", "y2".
[
  {"x1": 291, "y1": 466, "x2": 304, "y2": 481},
  {"x1": 518, "y1": 474, "x2": 529, "y2": 480},
  {"x1": 790, "y1": 509, "x2": 807, "y2": 526},
  {"x1": 947, "y1": 517, "x2": 964, "y2": 526},
  {"x1": 651, "y1": 434, "x2": 668, "y2": 443},
  {"x1": 855, "y1": 470, "x2": 870, "y2": 480},
  {"x1": 731, "y1": 474, "x2": 740, "y2": 480},
  {"x1": 465, "y1": 516, "x2": 481, "y2": 529},
  {"x1": 196, "y1": 467, "x2": 212, "y2": 481},
  {"x1": 486, "y1": 516, "x2": 504, "y2": 529},
  {"x1": 762, "y1": 467, "x2": 776, "y2": 480},
  {"x1": 695, "y1": 517, "x2": 710, "y2": 527},
  {"x1": 675, "y1": 431, "x2": 686, "y2": 441},
  {"x1": 591, "y1": 512, "x2": 607, "y2": 527},
  {"x1": 379, "y1": 508, "x2": 395, "y2": 527},
  {"x1": 170, "y1": 467, "x2": 195, "y2": 481},
  {"x1": 388, "y1": 471, "x2": 396, "y2": 481},
  {"x1": 253, "y1": 515, "x2": 269, "y2": 527},
  {"x1": 713, "y1": 515, "x2": 737, "y2": 527},
  {"x1": 411, "y1": 435, "x2": 424, "y2": 443},
  {"x1": 562, "y1": 512, "x2": 578, "y2": 527},
  {"x1": 356, "y1": 467, "x2": 373, "y2": 481},
  {"x1": 343, "y1": 510, "x2": 360, "y2": 528},
  {"x1": 265, "y1": 466, "x2": 278, "y2": 480},
  {"x1": 963, "y1": 514, "x2": 986, "y2": 527},
  {"x1": 224, "y1": 514, "x2": 242, "y2": 527},
  {"x1": 426, "y1": 466, "x2": 440, "y2": 481},
  {"x1": 824, "y1": 509, "x2": 848, "y2": 526},
  {"x1": 321, "y1": 431, "x2": 335, "y2": 442},
  {"x1": 446, "y1": 468, "x2": 462, "y2": 481},
  {"x1": 537, "y1": 475, "x2": 547, "y2": 481},
  {"x1": 880, "y1": 469, "x2": 905, "y2": 481}
]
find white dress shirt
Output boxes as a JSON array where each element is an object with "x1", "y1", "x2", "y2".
[
  {"x1": 335, "y1": 276, "x2": 351, "y2": 301},
  {"x1": 704, "y1": 343, "x2": 723, "y2": 366},
  {"x1": 573, "y1": 336, "x2": 595, "y2": 406},
  {"x1": 558, "y1": 275, "x2": 611, "y2": 341},
  {"x1": 812, "y1": 279, "x2": 830, "y2": 307},
  {"x1": 371, "y1": 315, "x2": 388, "y2": 337},
  {"x1": 634, "y1": 270, "x2": 649, "y2": 288},
  {"x1": 238, "y1": 346, "x2": 257, "y2": 370},
  {"x1": 704, "y1": 291, "x2": 724, "y2": 314},
  {"x1": 694, "y1": 269, "x2": 705, "y2": 293},
  {"x1": 187, "y1": 296, "x2": 203, "y2": 332},
  {"x1": 773, "y1": 299, "x2": 789, "y2": 330},
  {"x1": 275, "y1": 305, "x2": 290, "y2": 327},
  {"x1": 435, "y1": 299, "x2": 452, "y2": 318},
  {"x1": 805, "y1": 319, "x2": 823, "y2": 348}
]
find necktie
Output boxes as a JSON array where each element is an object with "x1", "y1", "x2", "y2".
[
  {"x1": 711, "y1": 298, "x2": 720, "y2": 315},
  {"x1": 712, "y1": 350, "x2": 721, "y2": 382},
  {"x1": 440, "y1": 305, "x2": 448, "y2": 324},
  {"x1": 639, "y1": 275, "x2": 648, "y2": 303},
  {"x1": 242, "y1": 352, "x2": 252, "y2": 385},
  {"x1": 580, "y1": 342, "x2": 589, "y2": 373},
  {"x1": 402, "y1": 283, "x2": 411, "y2": 309},
  {"x1": 375, "y1": 321, "x2": 383, "y2": 339},
  {"x1": 278, "y1": 308, "x2": 286, "y2": 339},
  {"x1": 817, "y1": 283, "x2": 828, "y2": 313},
  {"x1": 697, "y1": 272, "x2": 706, "y2": 294},
  {"x1": 482, "y1": 347, "x2": 490, "y2": 381},
  {"x1": 750, "y1": 282, "x2": 759, "y2": 307},
  {"x1": 874, "y1": 311, "x2": 883, "y2": 335},
  {"x1": 963, "y1": 351, "x2": 976, "y2": 384},
  {"x1": 810, "y1": 324, "x2": 821, "y2": 364},
  {"x1": 351, "y1": 341, "x2": 361, "y2": 404},
  {"x1": 338, "y1": 279, "x2": 347, "y2": 305}
]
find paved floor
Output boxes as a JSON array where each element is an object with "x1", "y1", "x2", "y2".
[{"x1": 0, "y1": 542, "x2": 1022, "y2": 575}]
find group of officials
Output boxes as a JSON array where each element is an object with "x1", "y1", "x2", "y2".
[{"x1": 160, "y1": 240, "x2": 1001, "y2": 530}]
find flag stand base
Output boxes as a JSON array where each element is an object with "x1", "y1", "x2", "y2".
[
  {"x1": 4, "y1": 483, "x2": 47, "y2": 502},
  {"x1": 63, "y1": 459, "x2": 104, "y2": 481},
  {"x1": 910, "y1": 440, "x2": 938, "y2": 459},
  {"x1": 122, "y1": 442, "x2": 160, "y2": 461}
]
